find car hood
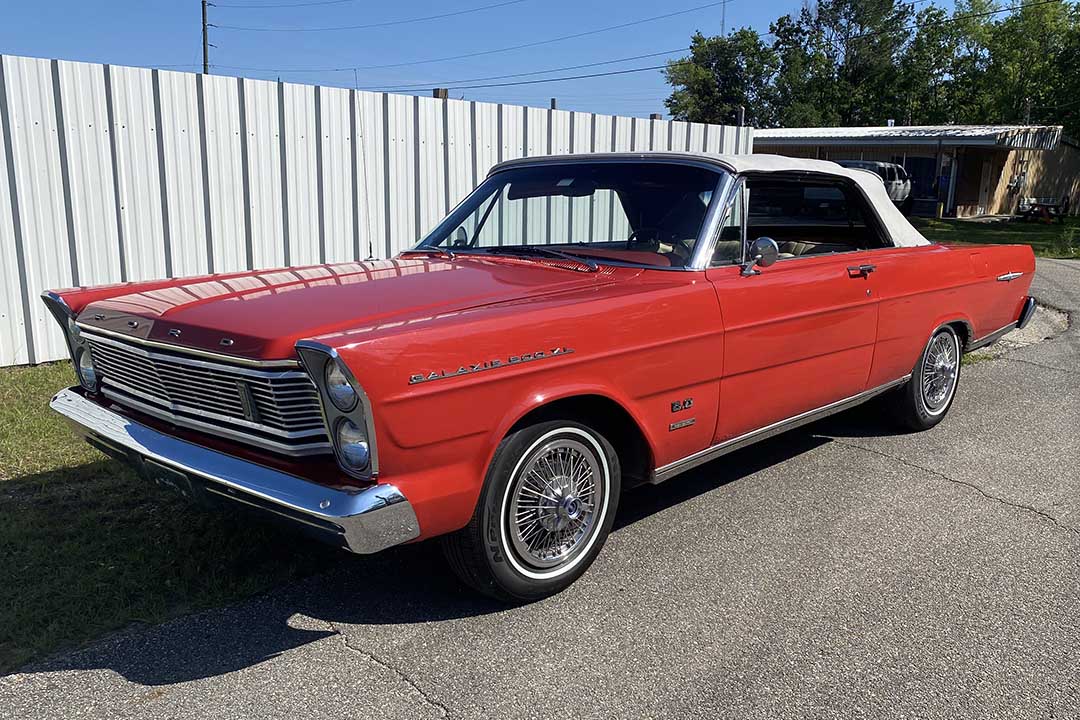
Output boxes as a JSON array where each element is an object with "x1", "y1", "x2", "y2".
[{"x1": 77, "y1": 256, "x2": 623, "y2": 359}]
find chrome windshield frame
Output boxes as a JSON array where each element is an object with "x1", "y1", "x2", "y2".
[{"x1": 411, "y1": 157, "x2": 734, "y2": 272}]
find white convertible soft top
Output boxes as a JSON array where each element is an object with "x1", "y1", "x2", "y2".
[
  {"x1": 493, "y1": 152, "x2": 932, "y2": 248},
  {"x1": 710, "y1": 153, "x2": 931, "y2": 248}
]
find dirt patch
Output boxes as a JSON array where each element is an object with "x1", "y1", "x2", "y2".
[{"x1": 966, "y1": 304, "x2": 1069, "y2": 360}]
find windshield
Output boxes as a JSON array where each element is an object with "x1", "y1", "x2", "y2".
[{"x1": 414, "y1": 162, "x2": 726, "y2": 269}]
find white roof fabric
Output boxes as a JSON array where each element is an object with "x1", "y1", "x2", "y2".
[{"x1": 709, "y1": 153, "x2": 931, "y2": 248}]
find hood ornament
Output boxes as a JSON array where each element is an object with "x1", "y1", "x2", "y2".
[
  {"x1": 127, "y1": 320, "x2": 139, "y2": 329},
  {"x1": 219, "y1": 338, "x2": 235, "y2": 347},
  {"x1": 168, "y1": 328, "x2": 182, "y2": 337}
]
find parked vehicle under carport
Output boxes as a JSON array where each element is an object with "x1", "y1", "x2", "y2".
[{"x1": 836, "y1": 160, "x2": 913, "y2": 214}]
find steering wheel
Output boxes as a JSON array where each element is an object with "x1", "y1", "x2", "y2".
[
  {"x1": 626, "y1": 226, "x2": 665, "y2": 250},
  {"x1": 666, "y1": 237, "x2": 694, "y2": 264}
]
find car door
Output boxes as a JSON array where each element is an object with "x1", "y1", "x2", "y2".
[{"x1": 704, "y1": 176, "x2": 881, "y2": 443}]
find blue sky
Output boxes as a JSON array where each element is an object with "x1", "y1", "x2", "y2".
[{"x1": 1, "y1": 0, "x2": 954, "y2": 117}]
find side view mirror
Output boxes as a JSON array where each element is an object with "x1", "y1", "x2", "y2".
[
  {"x1": 740, "y1": 236, "x2": 779, "y2": 276},
  {"x1": 453, "y1": 227, "x2": 470, "y2": 247}
]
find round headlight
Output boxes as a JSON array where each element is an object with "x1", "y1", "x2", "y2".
[
  {"x1": 335, "y1": 418, "x2": 370, "y2": 470},
  {"x1": 76, "y1": 347, "x2": 98, "y2": 391},
  {"x1": 325, "y1": 361, "x2": 357, "y2": 411}
]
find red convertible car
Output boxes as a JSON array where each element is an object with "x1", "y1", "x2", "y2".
[{"x1": 45, "y1": 153, "x2": 1036, "y2": 600}]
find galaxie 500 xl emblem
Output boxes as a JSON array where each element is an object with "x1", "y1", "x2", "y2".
[{"x1": 409, "y1": 347, "x2": 574, "y2": 385}]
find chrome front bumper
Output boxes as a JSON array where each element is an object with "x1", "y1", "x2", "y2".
[{"x1": 50, "y1": 388, "x2": 420, "y2": 554}]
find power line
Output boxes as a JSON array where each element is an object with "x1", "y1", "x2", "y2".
[
  {"x1": 213, "y1": 0, "x2": 533, "y2": 31},
  {"x1": 368, "y1": 48, "x2": 688, "y2": 91},
  {"x1": 363, "y1": 0, "x2": 1063, "y2": 92},
  {"x1": 204, "y1": 0, "x2": 1057, "y2": 97},
  {"x1": 214, "y1": 0, "x2": 362, "y2": 8},
  {"x1": 208, "y1": 0, "x2": 732, "y2": 71},
  {"x1": 380, "y1": 64, "x2": 674, "y2": 91}
]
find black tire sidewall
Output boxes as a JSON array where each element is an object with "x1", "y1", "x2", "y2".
[
  {"x1": 908, "y1": 326, "x2": 961, "y2": 429},
  {"x1": 476, "y1": 420, "x2": 620, "y2": 601}
]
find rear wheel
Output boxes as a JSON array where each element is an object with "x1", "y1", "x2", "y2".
[
  {"x1": 442, "y1": 420, "x2": 620, "y2": 602},
  {"x1": 890, "y1": 325, "x2": 962, "y2": 431}
]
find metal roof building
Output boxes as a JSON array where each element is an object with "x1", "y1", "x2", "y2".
[{"x1": 755, "y1": 124, "x2": 1074, "y2": 217}]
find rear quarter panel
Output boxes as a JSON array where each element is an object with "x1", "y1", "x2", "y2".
[{"x1": 867, "y1": 242, "x2": 1035, "y2": 388}]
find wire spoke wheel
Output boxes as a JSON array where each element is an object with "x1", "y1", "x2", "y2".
[
  {"x1": 921, "y1": 331, "x2": 959, "y2": 414},
  {"x1": 507, "y1": 437, "x2": 605, "y2": 570}
]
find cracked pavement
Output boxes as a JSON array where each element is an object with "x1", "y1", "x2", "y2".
[{"x1": 3, "y1": 259, "x2": 1078, "y2": 719}]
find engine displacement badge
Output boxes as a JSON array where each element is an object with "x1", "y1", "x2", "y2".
[{"x1": 409, "y1": 347, "x2": 574, "y2": 384}]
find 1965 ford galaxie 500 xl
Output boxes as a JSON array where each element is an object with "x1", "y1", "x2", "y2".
[{"x1": 44, "y1": 153, "x2": 1036, "y2": 600}]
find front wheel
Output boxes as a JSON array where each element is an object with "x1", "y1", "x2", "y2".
[
  {"x1": 890, "y1": 325, "x2": 962, "y2": 431},
  {"x1": 442, "y1": 420, "x2": 620, "y2": 602}
]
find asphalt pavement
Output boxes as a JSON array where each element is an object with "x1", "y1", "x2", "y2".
[{"x1": 4, "y1": 259, "x2": 1078, "y2": 720}]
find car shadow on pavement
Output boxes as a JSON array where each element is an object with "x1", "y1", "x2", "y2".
[{"x1": 16, "y1": 409, "x2": 903, "y2": 686}]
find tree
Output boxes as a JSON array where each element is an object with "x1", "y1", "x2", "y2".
[
  {"x1": 663, "y1": 0, "x2": 1080, "y2": 132},
  {"x1": 984, "y1": 0, "x2": 1073, "y2": 124},
  {"x1": 771, "y1": 10, "x2": 844, "y2": 127},
  {"x1": 663, "y1": 30, "x2": 778, "y2": 126},
  {"x1": 896, "y1": 5, "x2": 960, "y2": 125}
]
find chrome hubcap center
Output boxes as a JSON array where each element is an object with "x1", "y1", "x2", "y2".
[
  {"x1": 507, "y1": 437, "x2": 605, "y2": 569},
  {"x1": 923, "y1": 333, "x2": 959, "y2": 409}
]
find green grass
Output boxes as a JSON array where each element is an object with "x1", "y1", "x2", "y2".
[
  {"x1": 912, "y1": 216, "x2": 1080, "y2": 258},
  {"x1": 0, "y1": 363, "x2": 340, "y2": 673}
]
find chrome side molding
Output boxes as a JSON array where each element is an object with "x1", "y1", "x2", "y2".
[{"x1": 651, "y1": 375, "x2": 911, "y2": 484}]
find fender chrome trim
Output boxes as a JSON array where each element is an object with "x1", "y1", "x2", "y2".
[
  {"x1": 996, "y1": 271, "x2": 1024, "y2": 282},
  {"x1": 651, "y1": 375, "x2": 912, "y2": 484},
  {"x1": 50, "y1": 388, "x2": 418, "y2": 553}
]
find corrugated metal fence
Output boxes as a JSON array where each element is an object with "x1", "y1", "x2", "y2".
[{"x1": 0, "y1": 54, "x2": 753, "y2": 366}]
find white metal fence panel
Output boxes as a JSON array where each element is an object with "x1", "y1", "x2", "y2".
[
  {"x1": 202, "y1": 73, "x2": 246, "y2": 274},
  {"x1": 319, "y1": 85, "x2": 356, "y2": 264},
  {"x1": 158, "y1": 69, "x2": 209, "y2": 278},
  {"x1": 3, "y1": 56, "x2": 73, "y2": 365},
  {"x1": 0, "y1": 53, "x2": 752, "y2": 366},
  {"x1": 109, "y1": 64, "x2": 167, "y2": 283},
  {"x1": 243, "y1": 77, "x2": 285, "y2": 271}
]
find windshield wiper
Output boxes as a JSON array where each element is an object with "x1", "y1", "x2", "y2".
[
  {"x1": 479, "y1": 246, "x2": 598, "y2": 272},
  {"x1": 401, "y1": 246, "x2": 455, "y2": 260}
]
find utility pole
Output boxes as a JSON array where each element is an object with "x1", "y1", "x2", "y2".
[{"x1": 202, "y1": 0, "x2": 209, "y2": 74}]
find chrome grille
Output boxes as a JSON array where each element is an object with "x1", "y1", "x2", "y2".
[{"x1": 83, "y1": 331, "x2": 330, "y2": 455}]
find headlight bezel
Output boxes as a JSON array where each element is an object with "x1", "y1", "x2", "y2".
[
  {"x1": 41, "y1": 291, "x2": 101, "y2": 394},
  {"x1": 295, "y1": 341, "x2": 379, "y2": 481}
]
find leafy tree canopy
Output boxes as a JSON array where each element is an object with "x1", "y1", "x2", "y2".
[{"x1": 664, "y1": 0, "x2": 1080, "y2": 137}]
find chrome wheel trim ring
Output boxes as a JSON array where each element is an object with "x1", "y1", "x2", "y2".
[
  {"x1": 920, "y1": 330, "x2": 960, "y2": 416},
  {"x1": 499, "y1": 427, "x2": 611, "y2": 581}
]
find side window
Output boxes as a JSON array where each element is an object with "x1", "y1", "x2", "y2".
[
  {"x1": 885, "y1": 165, "x2": 897, "y2": 182},
  {"x1": 744, "y1": 177, "x2": 885, "y2": 258},
  {"x1": 710, "y1": 183, "x2": 744, "y2": 266}
]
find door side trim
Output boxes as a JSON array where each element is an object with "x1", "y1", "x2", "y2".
[{"x1": 650, "y1": 374, "x2": 912, "y2": 484}]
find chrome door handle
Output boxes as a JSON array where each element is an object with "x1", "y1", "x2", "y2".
[{"x1": 847, "y1": 264, "x2": 876, "y2": 277}]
